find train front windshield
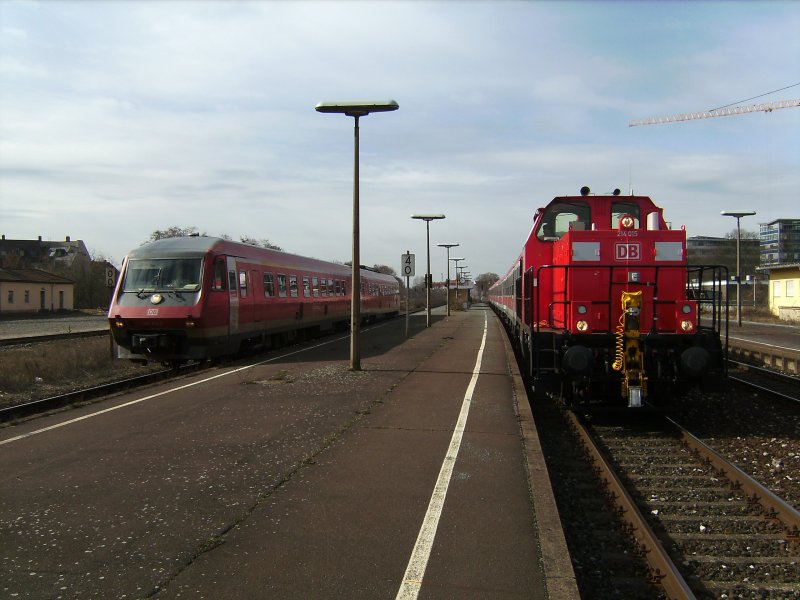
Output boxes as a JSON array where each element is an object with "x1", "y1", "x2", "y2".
[{"x1": 122, "y1": 258, "x2": 203, "y2": 292}]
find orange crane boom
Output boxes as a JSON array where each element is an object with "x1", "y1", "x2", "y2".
[{"x1": 629, "y1": 98, "x2": 800, "y2": 127}]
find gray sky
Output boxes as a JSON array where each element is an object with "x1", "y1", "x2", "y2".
[{"x1": 1, "y1": 0, "x2": 798, "y2": 279}]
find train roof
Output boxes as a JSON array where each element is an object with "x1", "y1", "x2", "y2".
[{"x1": 126, "y1": 236, "x2": 398, "y2": 282}]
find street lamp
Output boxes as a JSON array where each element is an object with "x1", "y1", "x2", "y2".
[
  {"x1": 450, "y1": 257, "x2": 464, "y2": 308},
  {"x1": 437, "y1": 243, "x2": 459, "y2": 317},
  {"x1": 316, "y1": 100, "x2": 399, "y2": 370},
  {"x1": 411, "y1": 214, "x2": 446, "y2": 327},
  {"x1": 721, "y1": 210, "x2": 756, "y2": 328}
]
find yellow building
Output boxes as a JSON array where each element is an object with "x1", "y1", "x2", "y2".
[
  {"x1": 758, "y1": 263, "x2": 800, "y2": 321},
  {"x1": 0, "y1": 268, "x2": 74, "y2": 314}
]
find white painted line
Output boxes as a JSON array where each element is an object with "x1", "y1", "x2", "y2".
[
  {"x1": 0, "y1": 330, "x2": 365, "y2": 447},
  {"x1": 396, "y1": 312, "x2": 488, "y2": 600}
]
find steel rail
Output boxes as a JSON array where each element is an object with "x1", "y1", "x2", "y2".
[{"x1": 669, "y1": 415, "x2": 800, "y2": 540}]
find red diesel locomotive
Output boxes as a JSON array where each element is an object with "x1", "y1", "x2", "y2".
[
  {"x1": 489, "y1": 186, "x2": 727, "y2": 407},
  {"x1": 108, "y1": 236, "x2": 400, "y2": 364}
]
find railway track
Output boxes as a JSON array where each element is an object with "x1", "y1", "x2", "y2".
[
  {"x1": 0, "y1": 365, "x2": 197, "y2": 423},
  {"x1": 728, "y1": 359, "x2": 800, "y2": 404},
  {"x1": 577, "y1": 412, "x2": 800, "y2": 599}
]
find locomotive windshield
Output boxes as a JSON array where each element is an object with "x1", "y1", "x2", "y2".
[
  {"x1": 536, "y1": 201, "x2": 591, "y2": 240},
  {"x1": 122, "y1": 258, "x2": 203, "y2": 292}
]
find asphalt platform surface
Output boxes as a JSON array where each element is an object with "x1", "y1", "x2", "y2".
[{"x1": 1, "y1": 304, "x2": 577, "y2": 599}]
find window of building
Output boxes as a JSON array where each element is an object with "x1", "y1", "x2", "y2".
[
  {"x1": 7, "y1": 290, "x2": 13, "y2": 304},
  {"x1": 787, "y1": 280, "x2": 795, "y2": 297},
  {"x1": 773, "y1": 281, "x2": 781, "y2": 297},
  {"x1": 24, "y1": 290, "x2": 30, "y2": 303},
  {"x1": 289, "y1": 275, "x2": 298, "y2": 298},
  {"x1": 278, "y1": 274, "x2": 287, "y2": 297},
  {"x1": 263, "y1": 272, "x2": 275, "y2": 297}
]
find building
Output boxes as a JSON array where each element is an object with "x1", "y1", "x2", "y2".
[
  {"x1": 0, "y1": 268, "x2": 75, "y2": 314},
  {"x1": 756, "y1": 220, "x2": 800, "y2": 321},
  {"x1": 0, "y1": 235, "x2": 91, "y2": 270},
  {"x1": 760, "y1": 219, "x2": 800, "y2": 266}
]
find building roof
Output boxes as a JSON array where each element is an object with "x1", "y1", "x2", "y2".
[
  {"x1": 0, "y1": 268, "x2": 74, "y2": 284},
  {"x1": 757, "y1": 262, "x2": 800, "y2": 273}
]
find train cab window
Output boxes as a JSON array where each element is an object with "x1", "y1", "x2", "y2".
[
  {"x1": 213, "y1": 258, "x2": 227, "y2": 290},
  {"x1": 312, "y1": 277, "x2": 319, "y2": 297},
  {"x1": 289, "y1": 275, "x2": 298, "y2": 298},
  {"x1": 239, "y1": 271, "x2": 248, "y2": 297},
  {"x1": 228, "y1": 271, "x2": 237, "y2": 294},
  {"x1": 302, "y1": 276, "x2": 311, "y2": 297},
  {"x1": 535, "y1": 201, "x2": 591, "y2": 241},
  {"x1": 320, "y1": 278, "x2": 328, "y2": 296},
  {"x1": 277, "y1": 274, "x2": 288, "y2": 297},
  {"x1": 612, "y1": 201, "x2": 641, "y2": 229},
  {"x1": 263, "y1": 273, "x2": 275, "y2": 297}
]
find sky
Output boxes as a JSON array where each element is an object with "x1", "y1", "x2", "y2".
[{"x1": 1, "y1": 0, "x2": 798, "y2": 280}]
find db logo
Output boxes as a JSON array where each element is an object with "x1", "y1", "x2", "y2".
[{"x1": 615, "y1": 243, "x2": 641, "y2": 261}]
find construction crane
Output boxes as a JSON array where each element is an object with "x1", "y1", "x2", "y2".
[{"x1": 629, "y1": 98, "x2": 800, "y2": 127}]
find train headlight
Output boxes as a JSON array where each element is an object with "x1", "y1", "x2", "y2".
[
  {"x1": 114, "y1": 320, "x2": 125, "y2": 328},
  {"x1": 680, "y1": 320, "x2": 694, "y2": 332},
  {"x1": 681, "y1": 304, "x2": 692, "y2": 314},
  {"x1": 620, "y1": 215, "x2": 635, "y2": 229},
  {"x1": 185, "y1": 318, "x2": 197, "y2": 328},
  {"x1": 576, "y1": 320, "x2": 589, "y2": 331}
]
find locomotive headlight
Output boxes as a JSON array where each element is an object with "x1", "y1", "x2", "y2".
[
  {"x1": 621, "y1": 215, "x2": 635, "y2": 229},
  {"x1": 681, "y1": 304, "x2": 692, "y2": 314},
  {"x1": 577, "y1": 305, "x2": 588, "y2": 315},
  {"x1": 576, "y1": 320, "x2": 589, "y2": 331},
  {"x1": 114, "y1": 320, "x2": 125, "y2": 328},
  {"x1": 680, "y1": 320, "x2": 694, "y2": 332},
  {"x1": 185, "y1": 318, "x2": 197, "y2": 328}
]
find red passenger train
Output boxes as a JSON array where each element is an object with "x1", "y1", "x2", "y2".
[
  {"x1": 108, "y1": 236, "x2": 400, "y2": 365},
  {"x1": 489, "y1": 186, "x2": 727, "y2": 408}
]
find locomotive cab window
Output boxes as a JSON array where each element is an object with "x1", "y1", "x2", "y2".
[
  {"x1": 535, "y1": 201, "x2": 591, "y2": 241},
  {"x1": 611, "y1": 202, "x2": 641, "y2": 229}
]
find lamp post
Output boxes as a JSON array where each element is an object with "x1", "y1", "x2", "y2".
[
  {"x1": 411, "y1": 214, "x2": 445, "y2": 327},
  {"x1": 450, "y1": 257, "x2": 464, "y2": 308},
  {"x1": 437, "y1": 243, "x2": 459, "y2": 317},
  {"x1": 316, "y1": 100, "x2": 399, "y2": 370},
  {"x1": 721, "y1": 210, "x2": 756, "y2": 328}
]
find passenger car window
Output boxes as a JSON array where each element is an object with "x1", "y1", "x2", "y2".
[
  {"x1": 303, "y1": 276, "x2": 311, "y2": 297},
  {"x1": 290, "y1": 275, "x2": 298, "y2": 298},
  {"x1": 239, "y1": 271, "x2": 248, "y2": 297},
  {"x1": 278, "y1": 274, "x2": 287, "y2": 298},
  {"x1": 263, "y1": 273, "x2": 275, "y2": 297}
]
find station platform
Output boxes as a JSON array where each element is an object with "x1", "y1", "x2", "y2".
[{"x1": 0, "y1": 305, "x2": 578, "y2": 599}]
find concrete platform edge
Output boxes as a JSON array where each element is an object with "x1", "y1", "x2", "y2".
[{"x1": 498, "y1": 323, "x2": 581, "y2": 600}]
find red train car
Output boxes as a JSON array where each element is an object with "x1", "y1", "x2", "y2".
[
  {"x1": 489, "y1": 187, "x2": 727, "y2": 407},
  {"x1": 108, "y1": 236, "x2": 400, "y2": 364}
]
